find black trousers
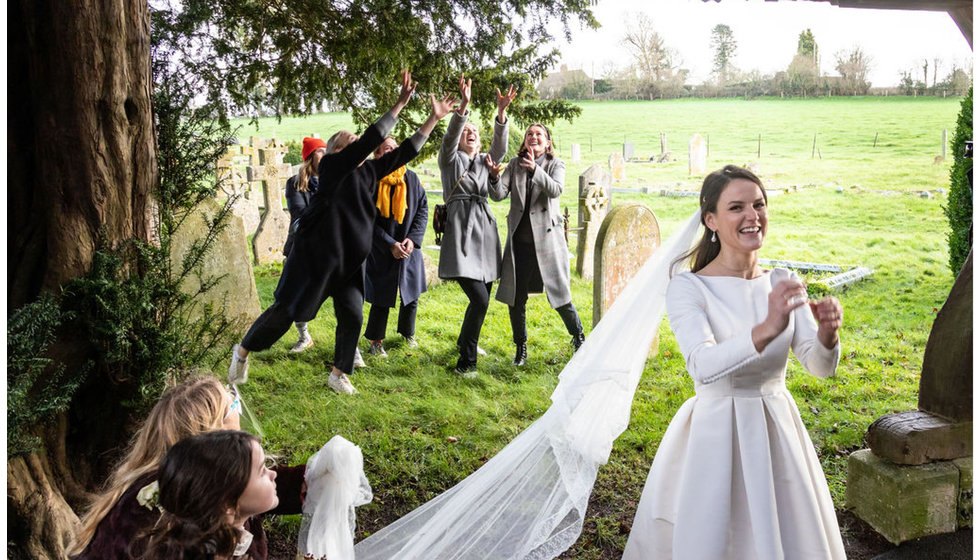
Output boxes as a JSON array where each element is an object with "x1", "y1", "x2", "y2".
[
  {"x1": 364, "y1": 297, "x2": 418, "y2": 341},
  {"x1": 455, "y1": 278, "x2": 493, "y2": 368},
  {"x1": 508, "y1": 238, "x2": 582, "y2": 345},
  {"x1": 241, "y1": 273, "x2": 364, "y2": 374}
]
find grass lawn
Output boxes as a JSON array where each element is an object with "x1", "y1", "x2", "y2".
[{"x1": 231, "y1": 96, "x2": 963, "y2": 558}]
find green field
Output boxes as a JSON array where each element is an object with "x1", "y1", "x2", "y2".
[{"x1": 232, "y1": 97, "x2": 963, "y2": 558}]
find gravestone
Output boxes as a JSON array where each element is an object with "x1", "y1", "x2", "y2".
[
  {"x1": 216, "y1": 147, "x2": 262, "y2": 236},
  {"x1": 848, "y1": 250, "x2": 973, "y2": 543},
  {"x1": 623, "y1": 142, "x2": 635, "y2": 160},
  {"x1": 593, "y1": 202, "x2": 661, "y2": 332},
  {"x1": 688, "y1": 133, "x2": 707, "y2": 176},
  {"x1": 169, "y1": 198, "x2": 261, "y2": 329},
  {"x1": 608, "y1": 153, "x2": 626, "y2": 181},
  {"x1": 247, "y1": 148, "x2": 292, "y2": 265},
  {"x1": 575, "y1": 166, "x2": 612, "y2": 280},
  {"x1": 570, "y1": 143, "x2": 581, "y2": 163}
]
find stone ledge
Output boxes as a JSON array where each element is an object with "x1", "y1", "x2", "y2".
[
  {"x1": 867, "y1": 410, "x2": 972, "y2": 465},
  {"x1": 847, "y1": 449, "x2": 960, "y2": 544}
]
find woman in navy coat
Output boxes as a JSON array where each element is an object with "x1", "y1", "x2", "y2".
[
  {"x1": 363, "y1": 136, "x2": 428, "y2": 356},
  {"x1": 229, "y1": 70, "x2": 457, "y2": 395},
  {"x1": 283, "y1": 136, "x2": 326, "y2": 353}
]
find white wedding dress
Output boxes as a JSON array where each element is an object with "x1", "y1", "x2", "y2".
[{"x1": 622, "y1": 268, "x2": 846, "y2": 560}]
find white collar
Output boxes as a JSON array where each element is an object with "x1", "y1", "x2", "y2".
[{"x1": 233, "y1": 527, "x2": 254, "y2": 557}]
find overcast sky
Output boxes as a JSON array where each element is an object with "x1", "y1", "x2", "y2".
[{"x1": 549, "y1": 0, "x2": 973, "y2": 87}]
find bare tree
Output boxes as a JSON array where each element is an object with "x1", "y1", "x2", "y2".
[
  {"x1": 835, "y1": 46, "x2": 873, "y2": 95},
  {"x1": 621, "y1": 13, "x2": 686, "y2": 98}
]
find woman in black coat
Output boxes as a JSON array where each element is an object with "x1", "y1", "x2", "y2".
[
  {"x1": 363, "y1": 136, "x2": 428, "y2": 356},
  {"x1": 228, "y1": 70, "x2": 457, "y2": 395},
  {"x1": 283, "y1": 136, "x2": 327, "y2": 353}
]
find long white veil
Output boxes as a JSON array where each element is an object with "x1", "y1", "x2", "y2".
[{"x1": 351, "y1": 210, "x2": 703, "y2": 560}]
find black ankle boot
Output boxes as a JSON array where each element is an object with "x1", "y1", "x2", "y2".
[
  {"x1": 572, "y1": 331, "x2": 585, "y2": 352},
  {"x1": 513, "y1": 342, "x2": 527, "y2": 366}
]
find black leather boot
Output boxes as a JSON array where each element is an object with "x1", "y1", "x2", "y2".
[{"x1": 513, "y1": 342, "x2": 527, "y2": 366}]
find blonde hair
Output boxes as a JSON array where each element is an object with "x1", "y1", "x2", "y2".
[
  {"x1": 69, "y1": 376, "x2": 229, "y2": 555},
  {"x1": 296, "y1": 154, "x2": 318, "y2": 194},
  {"x1": 327, "y1": 130, "x2": 357, "y2": 153}
]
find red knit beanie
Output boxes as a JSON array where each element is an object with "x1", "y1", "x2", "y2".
[{"x1": 302, "y1": 137, "x2": 327, "y2": 161}]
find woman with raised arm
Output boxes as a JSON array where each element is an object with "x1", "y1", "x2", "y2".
[
  {"x1": 488, "y1": 123, "x2": 584, "y2": 367},
  {"x1": 623, "y1": 165, "x2": 846, "y2": 559},
  {"x1": 228, "y1": 70, "x2": 457, "y2": 394},
  {"x1": 437, "y1": 75, "x2": 516, "y2": 374}
]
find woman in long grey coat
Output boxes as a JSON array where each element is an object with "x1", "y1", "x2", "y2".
[
  {"x1": 438, "y1": 75, "x2": 516, "y2": 373},
  {"x1": 488, "y1": 123, "x2": 584, "y2": 366}
]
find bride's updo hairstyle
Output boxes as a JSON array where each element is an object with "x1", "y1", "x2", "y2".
[{"x1": 674, "y1": 164, "x2": 766, "y2": 274}]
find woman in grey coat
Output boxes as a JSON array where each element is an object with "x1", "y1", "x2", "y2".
[
  {"x1": 488, "y1": 123, "x2": 584, "y2": 366},
  {"x1": 438, "y1": 74, "x2": 516, "y2": 373}
]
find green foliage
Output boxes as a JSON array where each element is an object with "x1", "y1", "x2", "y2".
[
  {"x1": 149, "y1": 0, "x2": 597, "y2": 139},
  {"x1": 797, "y1": 29, "x2": 817, "y2": 58},
  {"x1": 945, "y1": 86, "x2": 973, "y2": 275},
  {"x1": 283, "y1": 140, "x2": 303, "y2": 165},
  {"x1": 7, "y1": 294, "x2": 83, "y2": 456}
]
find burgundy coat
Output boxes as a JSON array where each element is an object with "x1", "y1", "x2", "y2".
[{"x1": 73, "y1": 464, "x2": 306, "y2": 560}]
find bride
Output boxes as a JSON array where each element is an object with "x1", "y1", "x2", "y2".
[
  {"x1": 339, "y1": 164, "x2": 844, "y2": 559},
  {"x1": 623, "y1": 164, "x2": 845, "y2": 559}
]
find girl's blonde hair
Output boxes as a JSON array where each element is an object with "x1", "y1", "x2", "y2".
[
  {"x1": 68, "y1": 376, "x2": 229, "y2": 555},
  {"x1": 296, "y1": 152, "x2": 318, "y2": 193}
]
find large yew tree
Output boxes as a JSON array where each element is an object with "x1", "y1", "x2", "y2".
[{"x1": 7, "y1": 1, "x2": 595, "y2": 558}]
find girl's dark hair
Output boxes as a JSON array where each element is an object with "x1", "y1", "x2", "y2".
[
  {"x1": 673, "y1": 164, "x2": 767, "y2": 273},
  {"x1": 138, "y1": 430, "x2": 258, "y2": 560}
]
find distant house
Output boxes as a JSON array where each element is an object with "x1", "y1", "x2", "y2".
[{"x1": 537, "y1": 65, "x2": 593, "y2": 100}]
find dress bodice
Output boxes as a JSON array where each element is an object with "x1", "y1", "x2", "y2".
[{"x1": 665, "y1": 269, "x2": 839, "y2": 399}]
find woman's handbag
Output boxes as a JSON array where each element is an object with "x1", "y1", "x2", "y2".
[{"x1": 433, "y1": 204, "x2": 448, "y2": 245}]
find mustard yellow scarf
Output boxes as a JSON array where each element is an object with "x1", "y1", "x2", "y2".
[{"x1": 377, "y1": 166, "x2": 408, "y2": 223}]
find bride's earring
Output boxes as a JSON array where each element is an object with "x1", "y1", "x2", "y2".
[{"x1": 711, "y1": 230, "x2": 717, "y2": 243}]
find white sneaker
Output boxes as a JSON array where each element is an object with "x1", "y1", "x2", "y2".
[
  {"x1": 228, "y1": 344, "x2": 249, "y2": 384},
  {"x1": 290, "y1": 335, "x2": 314, "y2": 353},
  {"x1": 477, "y1": 346, "x2": 487, "y2": 356},
  {"x1": 328, "y1": 372, "x2": 357, "y2": 394},
  {"x1": 368, "y1": 340, "x2": 387, "y2": 357},
  {"x1": 403, "y1": 335, "x2": 419, "y2": 348},
  {"x1": 353, "y1": 347, "x2": 366, "y2": 368}
]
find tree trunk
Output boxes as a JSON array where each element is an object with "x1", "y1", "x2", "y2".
[
  {"x1": 7, "y1": 454, "x2": 81, "y2": 560},
  {"x1": 8, "y1": 0, "x2": 156, "y2": 556}
]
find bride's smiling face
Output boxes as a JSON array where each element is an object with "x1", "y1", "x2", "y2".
[{"x1": 705, "y1": 178, "x2": 768, "y2": 253}]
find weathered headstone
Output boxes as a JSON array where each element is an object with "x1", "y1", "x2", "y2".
[
  {"x1": 575, "y1": 166, "x2": 612, "y2": 280},
  {"x1": 247, "y1": 148, "x2": 292, "y2": 265},
  {"x1": 623, "y1": 142, "x2": 635, "y2": 160},
  {"x1": 688, "y1": 133, "x2": 707, "y2": 177},
  {"x1": 847, "y1": 250, "x2": 973, "y2": 543},
  {"x1": 593, "y1": 202, "x2": 661, "y2": 329},
  {"x1": 216, "y1": 147, "x2": 262, "y2": 236},
  {"x1": 608, "y1": 153, "x2": 626, "y2": 181},
  {"x1": 169, "y1": 198, "x2": 261, "y2": 329},
  {"x1": 570, "y1": 143, "x2": 581, "y2": 163}
]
